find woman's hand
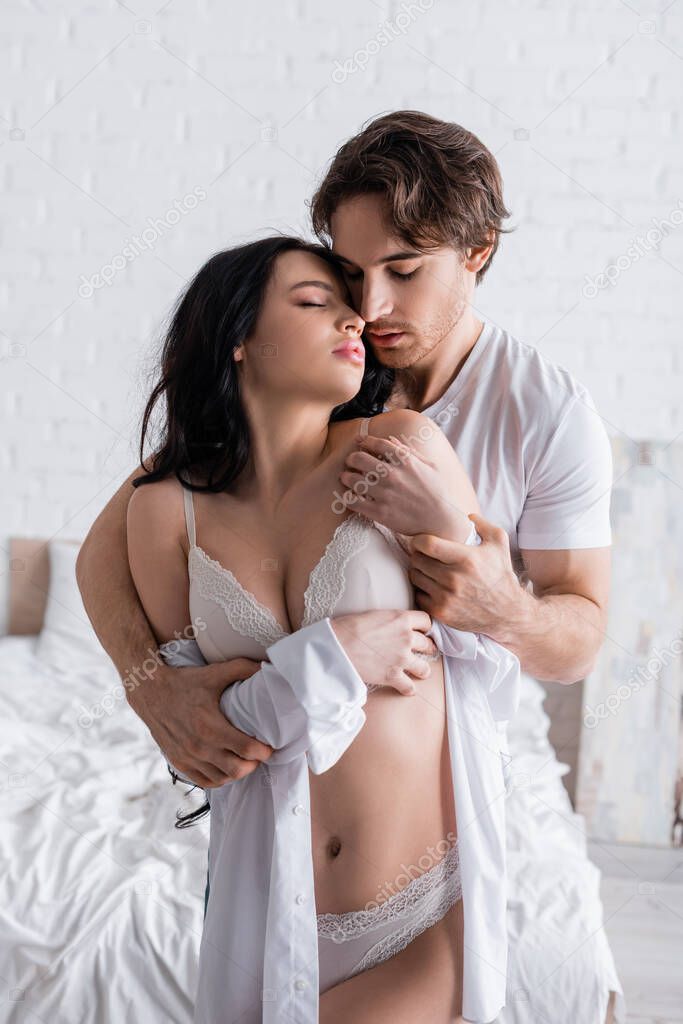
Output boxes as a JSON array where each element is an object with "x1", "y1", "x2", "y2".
[
  {"x1": 339, "y1": 432, "x2": 473, "y2": 542},
  {"x1": 330, "y1": 609, "x2": 438, "y2": 695}
]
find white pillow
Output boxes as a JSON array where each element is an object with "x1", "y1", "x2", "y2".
[{"x1": 36, "y1": 540, "x2": 111, "y2": 675}]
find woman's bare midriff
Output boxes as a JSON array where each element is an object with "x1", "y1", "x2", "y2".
[{"x1": 309, "y1": 655, "x2": 457, "y2": 915}]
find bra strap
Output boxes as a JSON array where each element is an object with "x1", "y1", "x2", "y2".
[
  {"x1": 182, "y1": 482, "x2": 197, "y2": 549},
  {"x1": 359, "y1": 416, "x2": 371, "y2": 437}
]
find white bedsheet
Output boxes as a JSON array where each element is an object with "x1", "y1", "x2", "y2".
[
  {"x1": 0, "y1": 638, "x2": 624, "y2": 1023},
  {"x1": 0, "y1": 636, "x2": 206, "y2": 1024},
  {"x1": 499, "y1": 673, "x2": 625, "y2": 1023}
]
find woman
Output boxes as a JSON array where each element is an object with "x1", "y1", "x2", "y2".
[{"x1": 126, "y1": 236, "x2": 519, "y2": 1023}]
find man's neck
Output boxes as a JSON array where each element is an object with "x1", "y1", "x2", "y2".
[{"x1": 388, "y1": 313, "x2": 485, "y2": 412}]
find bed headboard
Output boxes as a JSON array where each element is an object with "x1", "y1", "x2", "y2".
[{"x1": 8, "y1": 538, "x2": 51, "y2": 635}]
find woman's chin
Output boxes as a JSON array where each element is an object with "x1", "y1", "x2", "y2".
[{"x1": 329, "y1": 383, "x2": 363, "y2": 409}]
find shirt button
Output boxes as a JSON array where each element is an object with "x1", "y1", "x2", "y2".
[
  {"x1": 294, "y1": 979, "x2": 307, "y2": 991},
  {"x1": 292, "y1": 803, "x2": 305, "y2": 815},
  {"x1": 295, "y1": 893, "x2": 306, "y2": 905}
]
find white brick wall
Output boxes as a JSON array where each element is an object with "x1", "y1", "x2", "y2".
[{"x1": 2, "y1": 0, "x2": 682, "y2": 632}]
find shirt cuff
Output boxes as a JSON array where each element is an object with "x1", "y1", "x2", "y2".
[
  {"x1": 266, "y1": 618, "x2": 366, "y2": 706},
  {"x1": 266, "y1": 618, "x2": 368, "y2": 774}
]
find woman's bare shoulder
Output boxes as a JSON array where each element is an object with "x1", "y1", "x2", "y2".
[
  {"x1": 359, "y1": 411, "x2": 471, "y2": 489},
  {"x1": 363, "y1": 409, "x2": 438, "y2": 442},
  {"x1": 127, "y1": 472, "x2": 188, "y2": 548},
  {"x1": 329, "y1": 410, "x2": 438, "y2": 448}
]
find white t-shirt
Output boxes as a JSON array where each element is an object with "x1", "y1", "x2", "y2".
[{"x1": 420, "y1": 319, "x2": 613, "y2": 564}]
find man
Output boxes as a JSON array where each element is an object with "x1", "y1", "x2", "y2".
[{"x1": 77, "y1": 110, "x2": 622, "y2": 1022}]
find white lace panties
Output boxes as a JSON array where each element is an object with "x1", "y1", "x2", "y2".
[{"x1": 317, "y1": 840, "x2": 462, "y2": 994}]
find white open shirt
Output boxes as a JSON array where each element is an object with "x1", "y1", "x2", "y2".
[{"x1": 161, "y1": 591, "x2": 520, "y2": 1024}]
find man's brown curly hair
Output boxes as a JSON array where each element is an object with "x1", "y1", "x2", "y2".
[{"x1": 310, "y1": 110, "x2": 512, "y2": 284}]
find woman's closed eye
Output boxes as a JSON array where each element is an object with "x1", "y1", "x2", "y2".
[{"x1": 299, "y1": 301, "x2": 326, "y2": 307}]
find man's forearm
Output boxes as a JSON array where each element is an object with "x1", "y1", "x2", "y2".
[
  {"x1": 488, "y1": 587, "x2": 605, "y2": 684},
  {"x1": 79, "y1": 540, "x2": 160, "y2": 699},
  {"x1": 76, "y1": 470, "x2": 160, "y2": 706}
]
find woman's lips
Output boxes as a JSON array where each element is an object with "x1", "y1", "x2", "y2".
[
  {"x1": 332, "y1": 340, "x2": 365, "y2": 364},
  {"x1": 366, "y1": 331, "x2": 405, "y2": 348}
]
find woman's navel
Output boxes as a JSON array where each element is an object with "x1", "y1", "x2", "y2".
[{"x1": 327, "y1": 835, "x2": 342, "y2": 859}]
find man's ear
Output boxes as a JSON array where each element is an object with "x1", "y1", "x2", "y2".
[{"x1": 464, "y1": 230, "x2": 495, "y2": 275}]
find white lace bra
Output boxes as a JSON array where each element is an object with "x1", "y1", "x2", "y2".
[{"x1": 184, "y1": 418, "x2": 416, "y2": 664}]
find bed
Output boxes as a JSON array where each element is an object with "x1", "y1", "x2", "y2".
[{"x1": 0, "y1": 539, "x2": 206, "y2": 1023}]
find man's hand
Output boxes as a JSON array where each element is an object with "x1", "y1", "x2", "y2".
[
  {"x1": 129, "y1": 657, "x2": 274, "y2": 789},
  {"x1": 408, "y1": 513, "x2": 522, "y2": 635},
  {"x1": 407, "y1": 512, "x2": 611, "y2": 683},
  {"x1": 339, "y1": 432, "x2": 472, "y2": 541},
  {"x1": 330, "y1": 608, "x2": 439, "y2": 694}
]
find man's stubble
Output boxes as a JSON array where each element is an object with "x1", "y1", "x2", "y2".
[{"x1": 380, "y1": 288, "x2": 469, "y2": 411}]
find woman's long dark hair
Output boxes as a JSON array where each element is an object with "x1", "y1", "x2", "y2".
[{"x1": 135, "y1": 235, "x2": 394, "y2": 828}]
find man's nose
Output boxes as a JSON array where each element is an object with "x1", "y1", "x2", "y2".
[{"x1": 359, "y1": 281, "x2": 393, "y2": 323}]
